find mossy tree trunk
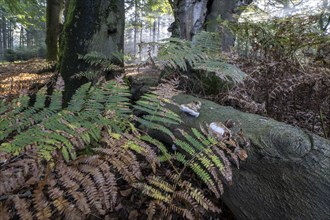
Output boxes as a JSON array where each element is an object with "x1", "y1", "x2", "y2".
[
  {"x1": 46, "y1": 0, "x2": 64, "y2": 61},
  {"x1": 163, "y1": 94, "x2": 330, "y2": 220},
  {"x1": 59, "y1": 0, "x2": 125, "y2": 104}
]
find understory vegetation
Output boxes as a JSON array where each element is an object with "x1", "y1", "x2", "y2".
[
  {"x1": 0, "y1": 74, "x2": 248, "y2": 219},
  {"x1": 0, "y1": 0, "x2": 329, "y2": 219},
  {"x1": 174, "y1": 14, "x2": 330, "y2": 139},
  {"x1": 228, "y1": 14, "x2": 330, "y2": 139}
]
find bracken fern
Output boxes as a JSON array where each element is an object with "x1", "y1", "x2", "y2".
[
  {"x1": 156, "y1": 31, "x2": 246, "y2": 84},
  {"x1": 0, "y1": 72, "x2": 248, "y2": 219}
]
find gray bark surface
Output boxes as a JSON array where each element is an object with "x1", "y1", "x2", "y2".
[
  {"x1": 169, "y1": 0, "x2": 252, "y2": 50},
  {"x1": 163, "y1": 94, "x2": 330, "y2": 220},
  {"x1": 171, "y1": 0, "x2": 209, "y2": 40}
]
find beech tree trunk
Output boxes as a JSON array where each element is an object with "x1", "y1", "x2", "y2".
[
  {"x1": 168, "y1": 0, "x2": 252, "y2": 51},
  {"x1": 46, "y1": 0, "x2": 64, "y2": 61},
  {"x1": 59, "y1": 0, "x2": 125, "y2": 104},
  {"x1": 168, "y1": 0, "x2": 208, "y2": 40}
]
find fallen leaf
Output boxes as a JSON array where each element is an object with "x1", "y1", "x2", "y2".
[
  {"x1": 120, "y1": 188, "x2": 132, "y2": 197},
  {"x1": 128, "y1": 210, "x2": 139, "y2": 220}
]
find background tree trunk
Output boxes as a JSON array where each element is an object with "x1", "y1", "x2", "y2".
[
  {"x1": 59, "y1": 0, "x2": 125, "y2": 104},
  {"x1": 26, "y1": 29, "x2": 33, "y2": 48},
  {"x1": 46, "y1": 0, "x2": 64, "y2": 61},
  {"x1": 169, "y1": 0, "x2": 252, "y2": 51},
  {"x1": 133, "y1": 0, "x2": 138, "y2": 57},
  {"x1": 0, "y1": 10, "x2": 4, "y2": 60},
  {"x1": 8, "y1": 21, "x2": 13, "y2": 49},
  {"x1": 206, "y1": 0, "x2": 236, "y2": 51},
  {"x1": 2, "y1": 14, "x2": 7, "y2": 52},
  {"x1": 169, "y1": 0, "x2": 209, "y2": 40}
]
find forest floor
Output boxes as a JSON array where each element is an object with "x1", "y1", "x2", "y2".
[
  {"x1": 0, "y1": 60, "x2": 237, "y2": 220},
  {"x1": 226, "y1": 57, "x2": 330, "y2": 139},
  {"x1": 1, "y1": 58, "x2": 329, "y2": 140},
  {"x1": 126, "y1": 58, "x2": 330, "y2": 140},
  {"x1": 0, "y1": 58, "x2": 328, "y2": 219},
  {"x1": 0, "y1": 59, "x2": 55, "y2": 100}
]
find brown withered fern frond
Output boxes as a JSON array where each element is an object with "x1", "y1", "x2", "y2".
[
  {"x1": 0, "y1": 157, "x2": 41, "y2": 196},
  {"x1": 0, "y1": 130, "x2": 159, "y2": 219},
  {"x1": 140, "y1": 171, "x2": 221, "y2": 220},
  {"x1": 0, "y1": 127, "x2": 239, "y2": 219},
  {"x1": 221, "y1": 58, "x2": 330, "y2": 139}
]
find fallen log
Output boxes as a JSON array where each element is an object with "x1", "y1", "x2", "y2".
[{"x1": 163, "y1": 94, "x2": 330, "y2": 220}]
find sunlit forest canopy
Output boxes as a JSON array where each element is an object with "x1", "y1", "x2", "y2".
[
  {"x1": 0, "y1": 0, "x2": 328, "y2": 61},
  {"x1": 124, "y1": 0, "x2": 173, "y2": 60},
  {"x1": 243, "y1": 0, "x2": 328, "y2": 19}
]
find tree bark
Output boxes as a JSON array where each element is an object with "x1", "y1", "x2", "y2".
[
  {"x1": 2, "y1": 14, "x2": 7, "y2": 52},
  {"x1": 139, "y1": 23, "x2": 143, "y2": 61},
  {"x1": 133, "y1": 0, "x2": 138, "y2": 57},
  {"x1": 206, "y1": 0, "x2": 236, "y2": 51},
  {"x1": 157, "y1": 16, "x2": 160, "y2": 42},
  {"x1": 169, "y1": 0, "x2": 252, "y2": 51},
  {"x1": 0, "y1": 15, "x2": 2, "y2": 60},
  {"x1": 152, "y1": 20, "x2": 156, "y2": 53},
  {"x1": 8, "y1": 21, "x2": 12, "y2": 49},
  {"x1": 158, "y1": 94, "x2": 330, "y2": 220},
  {"x1": 26, "y1": 29, "x2": 33, "y2": 48},
  {"x1": 19, "y1": 26, "x2": 23, "y2": 47},
  {"x1": 169, "y1": 0, "x2": 209, "y2": 40},
  {"x1": 59, "y1": 0, "x2": 125, "y2": 104},
  {"x1": 46, "y1": 0, "x2": 64, "y2": 61}
]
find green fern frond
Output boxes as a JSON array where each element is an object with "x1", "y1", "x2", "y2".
[
  {"x1": 78, "y1": 51, "x2": 108, "y2": 67},
  {"x1": 193, "y1": 31, "x2": 222, "y2": 56},
  {"x1": 194, "y1": 60, "x2": 246, "y2": 84},
  {"x1": 170, "y1": 127, "x2": 241, "y2": 198},
  {"x1": 178, "y1": 129, "x2": 205, "y2": 151},
  {"x1": 158, "y1": 37, "x2": 206, "y2": 71},
  {"x1": 147, "y1": 176, "x2": 175, "y2": 193},
  {"x1": 74, "y1": 51, "x2": 124, "y2": 84},
  {"x1": 67, "y1": 83, "x2": 91, "y2": 112},
  {"x1": 189, "y1": 162, "x2": 214, "y2": 187},
  {"x1": 174, "y1": 139, "x2": 196, "y2": 156},
  {"x1": 143, "y1": 115, "x2": 179, "y2": 125},
  {"x1": 73, "y1": 71, "x2": 102, "y2": 81},
  {"x1": 0, "y1": 89, "x2": 63, "y2": 142},
  {"x1": 0, "y1": 80, "x2": 131, "y2": 162},
  {"x1": 134, "y1": 91, "x2": 181, "y2": 139},
  {"x1": 137, "y1": 118, "x2": 175, "y2": 138},
  {"x1": 174, "y1": 152, "x2": 187, "y2": 164},
  {"x1": 140, "y1": 135, "x2": 172, "y2": 162},
  {"x1": 156, "y1": 32, "x2": 246, "y2": 84},
  {"x1": 142, "y1": 185, "x2": 171, "y2": 202},
  {"x1": 191, "y1": 127, "x2": 211, "y2": 146}
]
